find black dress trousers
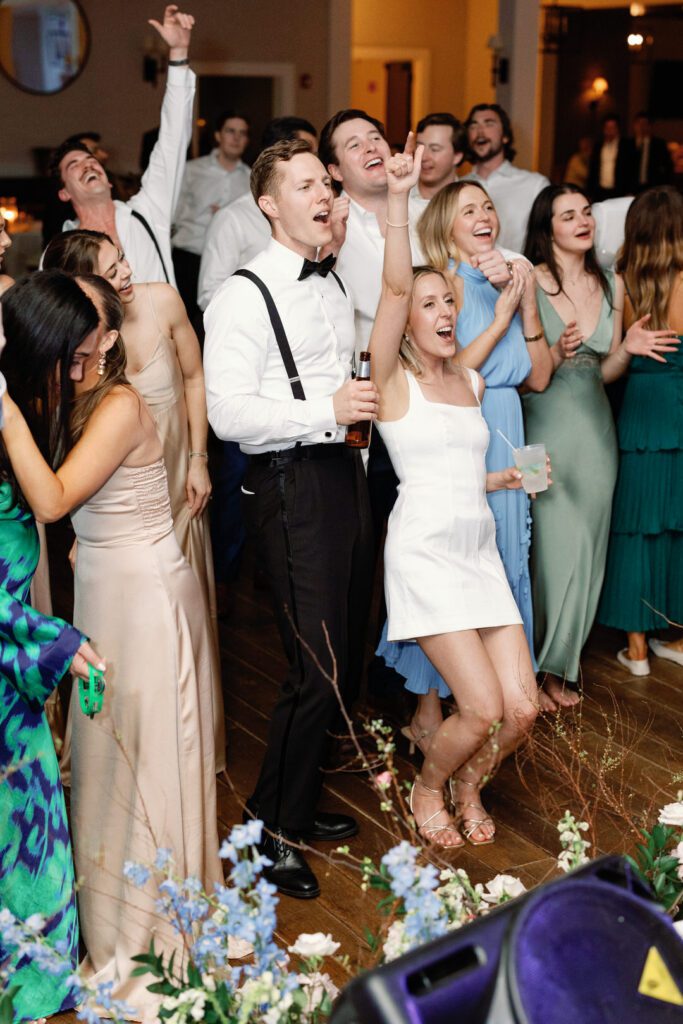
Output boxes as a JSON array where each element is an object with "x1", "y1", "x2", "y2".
[{"x1": 241, "y1": 448, "x2": 373, "y2": 833}]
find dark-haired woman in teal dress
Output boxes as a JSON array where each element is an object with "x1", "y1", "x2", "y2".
[
  {"x1": 0, "y1": 287, "x2": 105, "y2": 1021},
  {"x1": 522, "y1": 185, "x2": 674, "y2": 706},
  {"x1": 598, "y1": 187, "x2": 683, "y2": 674}
]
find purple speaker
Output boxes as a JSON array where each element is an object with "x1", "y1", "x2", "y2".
[{"x1": 330, "y1": 857, "x2": 683, "y2": 1024}]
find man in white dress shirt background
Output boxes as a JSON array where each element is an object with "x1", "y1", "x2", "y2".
[
  {"x1": 49, "y1": 4, "x2": 195, "y2": 288},
  {"x1": 463, "y1": 103, "x2": 549, "y2": 252},
  {"x1": 410, "y1": 112, "x2": 466, "y2": 219},
  {"x1": 172, "y1": 109, "x2": 251, "y2": 315},
  {"x1": 204, "y1": 139, "x2": 377, "y2": 899},
  {"x1": 197, "y1": 116, "x2": 318, "y2": 312}
]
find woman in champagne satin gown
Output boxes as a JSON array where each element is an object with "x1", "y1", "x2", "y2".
[
  {"x1": 1, "y1": 271, "x2": 227, "y2": 1020},
  {"x1": 44, "y1": 230, "x2": 225, "y2": 773}
]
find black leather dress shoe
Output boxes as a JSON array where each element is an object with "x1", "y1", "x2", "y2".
[
  {"x1": 260, "y1": 829, "x2": 320, "y2": 899},
  {"x1": 300, "y1": 812, "x2": 359, "y2": 842}
]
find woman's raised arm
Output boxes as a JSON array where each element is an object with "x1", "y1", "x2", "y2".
[
  {"x1": 1, "y1": 387, "x2": 150, "y2": 522},
  {"x1": 368, "y1": 134, "x2": 423, "y2": 390}
]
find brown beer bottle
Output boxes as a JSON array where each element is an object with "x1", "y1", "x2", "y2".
[{"x1": 345, "y1": 350, "x2": 372, "y2": 449}]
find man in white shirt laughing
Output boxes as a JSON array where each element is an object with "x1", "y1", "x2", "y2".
[
  {"x1": 463, "y1": 103, "x2": 549, "y2": 252},
  {"x1": 51, "y1": 5, "x2": 196, "y2": 287}
]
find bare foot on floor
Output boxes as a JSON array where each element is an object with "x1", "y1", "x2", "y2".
[{"x1": 540, "y1": 676, "x2": 581, "y2": 710}]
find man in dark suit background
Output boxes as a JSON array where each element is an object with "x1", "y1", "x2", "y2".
[
  {"x1": 632, "y1": 111, "x2": 673, "y2": 191},
  {"x1": 588, "y1": 115, "x2": 636, "y2": 200}
]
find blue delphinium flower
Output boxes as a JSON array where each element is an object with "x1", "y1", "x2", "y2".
[
  {"x1": 230, "y1": 819, "x2": 264, "y2": 851},
  {"x1": 154, "y1": 847, "x2": 173, "y2": 871},
  {"x1": 381, "y1": 841, "x2": 449, "y2": 949},
  {"x1": 122, "y1": 861, "x2": 150, "y2": 888}
]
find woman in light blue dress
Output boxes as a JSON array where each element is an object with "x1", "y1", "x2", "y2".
[{"x1": 376, "y1": 181, "x2": 552, "y2": 747}]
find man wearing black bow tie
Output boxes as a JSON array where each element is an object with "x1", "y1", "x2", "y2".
[{"x1": 203, "y1": 138, "x2": 377, "y2": 899}]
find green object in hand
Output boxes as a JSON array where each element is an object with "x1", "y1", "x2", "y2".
[{"x1": 78, "y1": 664, "x2": 105, "y2": 719}]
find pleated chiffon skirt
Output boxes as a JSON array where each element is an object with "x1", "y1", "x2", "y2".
[{"x1": 599, "y1": 345, "x2": 683, "y2": 633}]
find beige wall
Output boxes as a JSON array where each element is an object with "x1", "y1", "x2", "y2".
[
  {"x1": 353, "y1": 0, "x2": 468, "y2": 120},
  {"x1": 462, "y1": 0, "x2": 497, "y2": 115},
  {"x1": 0, "y1": 0, "x2": 334, "y2": 175}
]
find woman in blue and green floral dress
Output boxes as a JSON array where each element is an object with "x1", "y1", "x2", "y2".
[{"x1": 0, "y1": 281, "x2": 105, "y2": 1021}]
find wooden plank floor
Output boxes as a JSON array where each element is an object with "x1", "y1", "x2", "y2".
[{"x1": 43, "y1": 525, "x2": 683, "y2": 1019}]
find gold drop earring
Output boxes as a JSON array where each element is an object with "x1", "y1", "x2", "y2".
[{"x1": 97, "y1": 352, "x2": 107, "y2": 376}]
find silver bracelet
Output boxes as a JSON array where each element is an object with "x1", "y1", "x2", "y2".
[{"x1": 189, "y1": 451, "x2": 208, "y2": 459}]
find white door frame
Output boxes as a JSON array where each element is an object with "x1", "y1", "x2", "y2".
[
  {"x1": 351, "y1": 46, "x2": 432, "y2": 125},
  {"x1": 190, "y1": 60, "x2": 297, "y2": 154}
]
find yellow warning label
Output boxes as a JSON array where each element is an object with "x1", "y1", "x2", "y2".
[{"x1": 638, "y1": 946, "x2": 683, "y2": 1005}]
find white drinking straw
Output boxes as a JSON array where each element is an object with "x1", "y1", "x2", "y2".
[{"x1": 496, "y1": 427, "x2": 517, "y2": 454}]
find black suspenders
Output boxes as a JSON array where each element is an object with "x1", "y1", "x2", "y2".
[
  {"x1": 234, "y1": 269, "x2": 306, "y2": 400},
  {"x1": 233, "y1": 267, "x2": 348, "y2": 401},
  {"x1": 130, "y1": 209, "x2": 170, "y2": 284}
]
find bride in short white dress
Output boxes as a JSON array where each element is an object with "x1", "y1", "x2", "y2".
[
  {"x1": 367, "y1": 135, "x2": 539, "y2": 850},
  {"x1": 380, "y1": 367, "x2": 522, "y2": 641}
]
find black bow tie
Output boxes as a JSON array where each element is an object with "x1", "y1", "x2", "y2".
[{"x1": 298, "y1": 254, "x2": 337, "y2": 281}]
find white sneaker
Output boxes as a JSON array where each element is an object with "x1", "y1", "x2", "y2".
[
  {"x1": 616, "y1": 649, "x2": 651, "y2": 676},
  {"x1": 648, "y1": 638, "x2": 683, "y2": 667}
]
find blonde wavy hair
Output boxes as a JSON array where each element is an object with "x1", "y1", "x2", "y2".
[
  {"x1": 70, "y1": 274, "x2": 132, "y2": 444},
  {"x1": 617, "y1": 186, "x2": 683, "y2": 330},
  {"x1": 418, "y1": 180, "x2": 493, "y2": 272},
  {"x1": 400, "y1": 266, "x2": 458, "y2": 378}
]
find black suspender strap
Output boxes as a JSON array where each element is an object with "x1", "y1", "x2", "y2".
[
  {"x1": 130, "y1": 209, "x2": 170, "y2": 284},
  {"x1": 233, "y1": 268, "x2": 306, "y2": 400},
  {"x1": 330, "y1": 270, "x2": 346, "y2": 297}
]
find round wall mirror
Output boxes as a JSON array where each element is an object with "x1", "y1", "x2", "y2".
[{"x1": 0, "y1": 0, "x2": 90, "y2": 96}]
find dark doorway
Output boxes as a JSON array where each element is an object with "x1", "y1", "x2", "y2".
[
  {"x1": 385, "y1": 61, "x2": 412, "y2": 150},
  {"x1": 197, "y1": 75, "x2": 274, "y2": 163}
]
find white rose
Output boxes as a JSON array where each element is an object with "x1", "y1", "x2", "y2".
[
  {"x1": 289, "y1": 932, "x2": 340, "y2": 958},
  {"x1": 674, "y1": 841, "x2": 683, "y2": 880},
  {"x1": 482, "y1": 874, "x2": 526, "y2": 904},
  {"x1": 658, "y1": 802, "x2": 683, "y2": 828}
]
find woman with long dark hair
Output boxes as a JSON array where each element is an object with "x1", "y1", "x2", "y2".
[
  {"x1": 598, "y1": 187, "x2": 683, "y2": 672},
  {"x1": 522, "y1": 184, "x2": 673, "y2": 701},
  {"x1": 0, "y1": 270, "x2": 227, "y2": 1015},
  {"x1": 0, "y1": 274, "x2": 104, "y2": 1021},
  {"x1": 43, "y1": 229, "x2": 225, "y2": 770}
]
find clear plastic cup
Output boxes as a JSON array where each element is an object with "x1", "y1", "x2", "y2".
[{"x1": 514, "y1": 443, "x2": 548, "y2": 494}]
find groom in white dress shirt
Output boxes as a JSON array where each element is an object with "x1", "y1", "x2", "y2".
[{"x1": 203, "y1": 139, "x2": 377, "y2": 899}]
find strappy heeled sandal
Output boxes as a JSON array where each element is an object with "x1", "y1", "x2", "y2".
[
  {"x1": 410, "y1": 775, "x2": 463, "y2": 848},
  {"x1": 400, "y1": 721, "x2": 437, "y2": 757},
  {"x1": 449, "y1": 777, "x2": 496, "y2": 846}
]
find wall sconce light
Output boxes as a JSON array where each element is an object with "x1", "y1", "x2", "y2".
[
  {"x1": 627, "y1": 32, "x2": 644, "y2": 49},
  {"x1": 591, "y1": 76, "x2": 609, "y2": 97},
  {"x1": 629, "y1": 2, "x2": 646, "y2": 15}
]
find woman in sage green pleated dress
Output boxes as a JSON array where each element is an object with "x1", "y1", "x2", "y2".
[
  {"x1": 522, "y1": 185, "x2": 677, "y2": 707},
  {"x1": 598, "y1": 187, "x2": 683, "y2": 675}
]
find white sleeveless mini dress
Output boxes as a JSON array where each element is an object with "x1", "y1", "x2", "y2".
[{"x1": 378, "y1": 368, "x2": 522, "y2": 641}]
